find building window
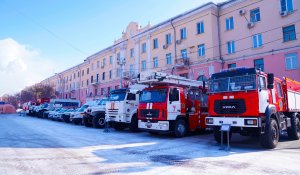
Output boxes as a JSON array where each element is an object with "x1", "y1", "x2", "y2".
[
  {"x1": 117, "y1": 52, "x2": 120, "y2": 62},
  {"x1": 141, "y1": 60, "x2": 146, "y2": 71},
  {"x1": 250, "y1": 8, "x2": 261, "y2": 22},
  {"x1": 91, "y1": 63, "x2": 94, "y2": 71},
  {"x1": 166, "y1": 33, "x2": 172, "y2": 45},
  {"x1": 82, "y1": 81, "x2": 84, "y2": 87},
  {"x1": 110, "y1": 56, "x2": 113, "y2": 64},
  {"x1": 130, "y1": 48, "x2": 134, "y2": 58},
  {"x1": 82, "y1": 70, "x2": 84, "y2": 76},
  {"x1": 130, "y1": 64, "x2": 134, "y2": 75},
  {"x1": 102, "y1": 72, "x2": 105, "y2": 80},
  {"x1": 142, "y1": 43, "x2": 146, "y2": 53},
  {"x1": 181, "y1": 49, "x2": 187, "y2": 58},
  {"x1": 166, "y1": 53, "x2": 172, "y2": 64},
  {"x1": 91, "y1": 75, "x2": 94, "y2": 83},
  {"x1": 153, "y1": 57, "x2": 158, "y2": 68},
  {"x1": 228, "y1": 63, "x2": 236, "y2": 69},
  {"x1": 281, "y1": 0, "x2": 293, "y2": 12},
  {"x1": 180, "y1": 28, "x2": 187, "y2": 40},
  {"x1": 78, "y1": 72, "x2": 80, "y2": 77},
  {"x1": 103, "y1": 58, "x2": 106, "y2": 66},
  {"x1": 109, "y1": 70, "x2": 112, "y2": 79},
  {"x1": 117, "y1": 68, "x2": 121, "y2": 77},
  {"x1": 198, "y1": 44, "x2": 205, "y2": 57},
  {"x1": 227, "y1": 41, "x2": 235, "y2": 54},
  {"x1": 153, "y1": 38, "x2": 158, "y2": 49},
  {"x1": 97, "y1": 61, "x2": 100, "y2": 68},
  {"x1": 254, "y1": 58, "x2": 264, "y2": 71},
  {"x1": 86, "y1": 79, "x2": 89, "y2": 86},
  {"x1": 285, "y1": 53, "x2": 299, "y2": 70},
  {"x1": 253, "y1": 34, "x2": 263, "y2": 48},
  {"x1": 87, "y1": 68, "x2": 90, "y2": 75},
  {"x1": 96, "y1": 74, "x2": 99, "y2": 82},
  {"x1": 197, "y1": 21, "x2": 204, "y2": 34},
  {"x1": 283, "y1": 25, "x2": 296, "y2": 42},
  {"x1": 226, "y1": 17, "x2": 234, "y2": 30}
]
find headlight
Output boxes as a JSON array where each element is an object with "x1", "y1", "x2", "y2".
[{"x1": 206, "y1": 118, "x2": 214, "y2": 124}]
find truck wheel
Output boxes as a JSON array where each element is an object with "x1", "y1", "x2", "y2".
[
  {"x1": 83, "y1": 117, "x2": 92, "y2": 127},
  {"x1": 174, "y1": 119, "x2": 187, "y2": 138},
  {"x1": 129, "y1": 114, "x2": 139, "y2": 132},
  {"x1": 93, "y1": 114, "x2": 105, "y2": 129},
  {"x1": 213, "y1": 126, "x2": 232, "y2": 143},
  {"x1": 114, "y1": 122, "x2": 126, "y2": 131},
  {"x1": 260, "y1": 118, "x2": 279, "y2": 149},
  {"x1": 287, "y1": 114, "x2": 300, "y2": 140}
]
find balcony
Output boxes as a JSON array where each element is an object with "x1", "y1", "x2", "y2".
[
  {"x1": 122, "y1": 71, "x2": 137, "y2": 80},
  {"x1": 91, "y1": 80, "x2": 100, "y2": 86},
  {"x1": 175, "y1": 57, "x2": 190, "y2": 69}
]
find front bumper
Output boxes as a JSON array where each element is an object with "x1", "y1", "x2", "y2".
[
  {"x1": 106, "y1": 114, "x2": 128, "y2": 123},
  {"x1": 138, "y1": 120, "x2": 169, "y2": 131},
  {"x1": 205, "y1": 117, "x2": 260, "y2": 128}
]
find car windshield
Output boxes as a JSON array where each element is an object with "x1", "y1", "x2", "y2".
[
  {"x1": 109, "y1": 92, "x2": 126, "y2": 101},
  {"x1": 209, "y1": 74, "x2": 257, "y2": 93},
  {"x1": 140, "y1": 89, "x2": 167, "y2": 103},
  {"x1": 98, "y1": 99, "x2": 108, "y2": 105},
  {"x1": 78, "y1": 105, "x2": 88, "y2": 112}
]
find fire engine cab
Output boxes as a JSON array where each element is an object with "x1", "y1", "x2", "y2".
[
  {"x1": 206, "y1": 68, "x2": 300, "y2": 149},
  {"x1": 137, "y1": 72, "x2": 208, "y2": 137}
]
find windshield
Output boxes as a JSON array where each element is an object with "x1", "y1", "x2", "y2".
[
  {"x1": 140, "y1": 89, "x2": 167, "y2": 103},
  {"x1": 209, "y1": 74, "x2": 257, "y2": 93},
  {"x1": 109, "y1": 92, "x2": 126, "y2": 101},
  {"x1": 78, "y1": 105, "x2": 88, "y2": 112},
  {"x1": 98, "y1": 99, "x2": 108, "y2": 105}
]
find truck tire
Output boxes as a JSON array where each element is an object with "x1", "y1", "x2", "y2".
[
  {"x1": 83, "y1": 117, "x2": 92, "y2": 127},
  {"x1": 174, "y1": 119, "x2": 187, "y2": 138},
  {"x1": 114, "y1": 122, "x2": 126, "y2": 131},
  {"x1": 149, "y1": 131, "x2": 159, "y2": 136},
  {"x1": 129, "y1": 114, "x2": 139, "y2": 132},
  {"x1": 92, "y1": 114, "x2": 105, "y2": 129},
  {"x1": 213, "y1": 126, "x2": 232, "y2": 144},
  {"x1": 287, "y1": 114, "x2": 300, "y2": 140},
  {"x1": 260, "y1": 118, "x2": 279, "y2": 149}
]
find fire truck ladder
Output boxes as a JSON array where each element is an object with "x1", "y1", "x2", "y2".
[{"x1": 138, "y1": 72, "x2": 204, "y2": 88}]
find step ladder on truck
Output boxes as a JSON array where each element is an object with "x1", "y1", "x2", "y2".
[
  {"x1": 137, "y1": 71, "x2": 208, "y2": 137},
  {"x1": 206, "y1": 68, "x2": 300, "y2": 149}
]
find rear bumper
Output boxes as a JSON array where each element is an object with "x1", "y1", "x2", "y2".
[
  {"x1": 138, "y1": 120, "x2": 169, "y2": 131},
  {"x1": 206, "y1": 116, "x2": 261, "y2": 128}
]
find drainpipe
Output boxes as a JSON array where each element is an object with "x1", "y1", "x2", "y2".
[
  {"x1": 170, "y1": 19, "x2": 177, "y2": 75},
  {"x1": 217, "y1": 5, "x2": 225, "y2": 69}
]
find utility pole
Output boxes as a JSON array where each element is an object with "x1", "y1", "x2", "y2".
[{"x1": 118, "y1": 57, "x2": 126, "y2": 88}]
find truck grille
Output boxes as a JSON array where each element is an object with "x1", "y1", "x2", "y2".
[
  {"x1": 140, "y1": 109, "x2": 159, "y2": 118},
  {"x1": 214, "y1": 99, "x2": 246, "y2": 114}
]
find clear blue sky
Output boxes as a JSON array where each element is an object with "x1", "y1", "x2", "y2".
[{"x1": 0, "y1": 0, "x2": 224, "y2": 95}]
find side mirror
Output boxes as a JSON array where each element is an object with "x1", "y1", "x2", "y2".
[{"x1": 267, "y1": 73, "x2": 274, "y2": 89}]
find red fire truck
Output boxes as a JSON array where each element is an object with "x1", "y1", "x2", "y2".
[
  {"x1": 206, "y1": 68, "x2": 300, "y2": 149},
  {"x1": 137, "y1": 72, "x2": 208, "y2": 137}
]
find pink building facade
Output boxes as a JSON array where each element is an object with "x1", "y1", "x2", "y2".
[{"x1": 40, "y1": 0, "x2": 300, "y2": 104}]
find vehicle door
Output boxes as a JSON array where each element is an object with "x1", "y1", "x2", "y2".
[
  {"x1": 167, "y1": 88, "x2": 181, "y2": 120},
  {"x1": 125, "y1": 92, "x2": 136, "y2": 122}
]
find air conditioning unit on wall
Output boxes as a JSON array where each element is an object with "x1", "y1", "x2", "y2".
[
  {"x1": 176, "y1": 40, "x2": 182, "y2": 45},
  {"x1": 163, "y1": 44, "x2": 168, "y2": 49},
  {"x1": 247, "y1": 22, "x2": 255, "y2": 29},
  {"x1": 239, "y1": 9, "x2": 246, "y2": 16},
  {"x1": 280, "y1": 11, "x2": 288, "y2": 17}
]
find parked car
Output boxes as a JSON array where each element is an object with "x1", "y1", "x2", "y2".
[
  {"x1": 52, "y1": 108, "x2": 68, "y2": 121},
  {"x1": 48, "y1": 108, "x2": 63, "y2": 120},
  {"x1": 70, "y1": 104, "x2": 92, "y2": 125}
]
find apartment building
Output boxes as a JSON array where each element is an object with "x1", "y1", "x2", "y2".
[{"x1": 40, "y1": 0, "x2": 300, "y2": 104}]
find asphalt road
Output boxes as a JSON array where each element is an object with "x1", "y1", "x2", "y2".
[{"x1": 0, "y1": 114, "x2": 299, "y2": 175}]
